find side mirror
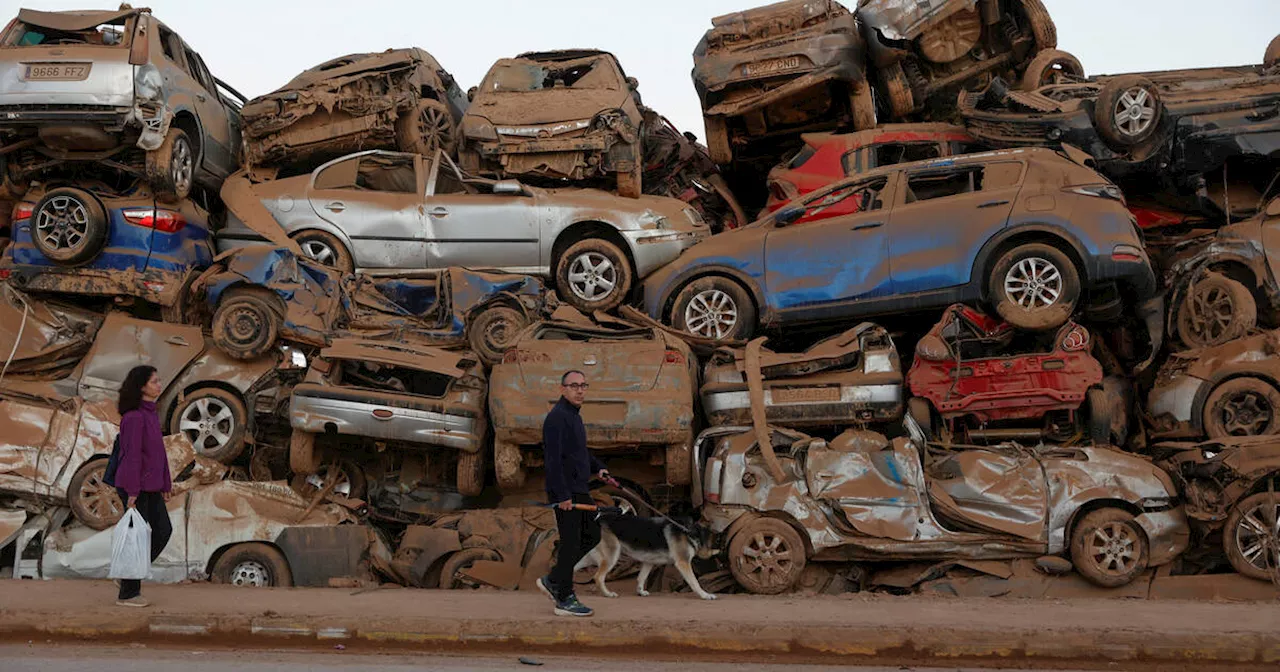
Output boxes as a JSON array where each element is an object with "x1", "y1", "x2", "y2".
[
  {"x1": 775, "y1": 207, "x2": 804, "y2": 227},
  {"x1": 493, "y1": 180, "x2": 524, "y2": 195},
  {"x1": 1267, "y1": 198, "x2": 1280, "y2": 217}
]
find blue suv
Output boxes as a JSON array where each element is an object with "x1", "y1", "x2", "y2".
[{"x1": 643, "y1": 147, "x2": 1155, "y2": 340}]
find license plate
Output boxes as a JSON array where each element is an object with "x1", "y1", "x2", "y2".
[
  {"x1": 770, "y1": 386, "x2": 840, "y2": 404},
  {"x1": 743, "y1": 57, "x2": 803, "y2": 77},
  {"x1": 23, "y1": 63, "x2": 91, "y2": 81}
]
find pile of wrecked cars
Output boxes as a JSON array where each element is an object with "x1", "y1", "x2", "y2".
[{"x1": 1, "y1": 1, "x2": 1279, "y2": 597}]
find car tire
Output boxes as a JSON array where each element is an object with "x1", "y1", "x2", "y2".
[
  {"x1": 616, "y1": 160, "x2": 642, "y2": 199},
  {"x1": 456, "y1": 449, "x2": 486, "y2": 497},
  {"x1": 212, "y1": 542, "x2": 293, "y2": 588},
  {"x1": 29, "y1": 187, "x2": 108, "y2": 266},
  {"x1": 1070, "y1": 507, "x2": 1149, "y2": 587},
  {"x1": 170, "y1": 387, "x2": 249, "y2": 464},
  {"x1": 396, "y1": 99, "x2": 458, "y2": 156},
  {"x1": 146, "y1": 127, "x2": 195, "y2": 202},
  {"x1": 467, "y1": 304, "x2": 528, "y2": 366},
  {"x1": 440, "y1": 548, "x2": 501, "y2": 589},
  {"x1": 1018, "y1": 49, "x2": 1084, "y2": 90},
  {"x1": 288, "y1": 430, "x2": 321, "y2": 475},
  {"x1": 728, "y1": 517, "x2": 806, "y2": 595},
  {"x1": 212, "y1": 287, "x2": 285, "y2": 361},
  {"x1": 849, "y1": 79, "x2": 877, "y2": 131},
  {"x1": 988, "y1": 243, "x2": 1080, "y2": 332},
  {"x1": 1176, "y1": 272, "x2": 1256, "y2": 349},
  {"x1": 1084, "y1": 387, "x2": 1112, "y2": 445},
  {"x1": 671, "y1": 276, "x2": 756, "y2": 341},
  {"x1": 292, "y1": 230, "x2": 353, "y2": 275},
  {"x1": 68, "y1": 458, "x2": 124, "y2": 531},
  {"x1": 907, "y1": 397, "x2": 936, "y2": 442},
  {"x1": 1017, "y1": 0, "x2": 1058, "y2": 50},
  {"x1": 290, "y1": 460, "x2": 367, "y2": 501},
  {"x1": 1223, "y1": 491, "x2": 1280, "y2": 581},
  {"x1": 1266, "y1": 34, "x2": 1280, "y2": 68},
  {"x1": 494, "y1": 439, "x2": 526, "y2": 492},
  {"x1": 1094, "y1": 75, "x2": 1163, "y2": 149},
  {"x1": 555, "y1": 238, "x2": 633, "y2": 313},
  {"x1": 703, "y1": 115, "x2": 732, "y2": 166},
  {"x1": 1203, "y1": 377, "x2": 1280, "y2": 438},
  {"x1": 878, "y1": 62, "x2": 916, "y2": 120}
]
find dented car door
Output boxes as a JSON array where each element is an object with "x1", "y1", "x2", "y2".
[
  {"x1": 421, "y1": 154, "x2": 542, "y2": 273},
  {"x1": 307, "y1": 152, "x2": 427, "y2": 270},
  {"x1": 804, "y1": 432, "x2": 928, "y2": 541},
  {"x1": 75, "y1": 313, "x2": 204, "y2": 401}
]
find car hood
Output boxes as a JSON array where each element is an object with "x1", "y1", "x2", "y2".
[
  {"x1": 466, "y1": 89, "x2": 632, "y2": 126},
  {"x1": 276, "y1": 48, "x2": 441, "y2": 91}
]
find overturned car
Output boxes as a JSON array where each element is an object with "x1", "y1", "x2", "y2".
[{"x1": 1148, "y1": 330, "x2": 1280, "y2": 440}]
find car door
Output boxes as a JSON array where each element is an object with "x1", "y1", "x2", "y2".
[
  {"x1": 307, "y1": 153, "x2": 427, "y2": 270},
  {"x1": 75, "y1": 314, "x2": 205, "y2": 402},
  {"x1": 886, "y1": 160, "x2": 1023, "y2": 294},
  {"x1": 804, "y1": 437, "x2": 929, "y2": 542},
  {"x1": 763, "y1": 175, "x2": 896, "y2": 320},
  {"x1": 180, "y1": 44, "x2": 238, "y2": 175},
  {"x1": 924, "y1": 448, "x2": 1048, "y2": 541},
  {"x1": 420, "y1": 155, "x2": 542, "y2": 272}
]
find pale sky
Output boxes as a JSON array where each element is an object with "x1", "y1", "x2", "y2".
[{"x1": 14, "y1": 0, "x2": 1280, "y2": 139}]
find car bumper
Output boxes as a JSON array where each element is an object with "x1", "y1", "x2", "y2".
[
  {"x1": 1, "y1": 262, "x2": 191, "y2": 307},
  {"x1": 701, "y1": 383, "x2": 902, "y2": 427},
  {"x1": 1091, "y1": 251, "x2": 1158, "y2": 300},
  {"x1": 624, "y1": 229, "x2": 707, "y2": 279},
  {"x1": 290, "y1": 390, "x2": 484, "y2": 453},
  {"x1": 0, "y1": 103, "x2": 132, "y2": 129},
  {"x1": 1135, "y1": 506, "x2": 1191, "y2": 567},
  {"x1": 1146, "y1": 373, "x2": 1207, "y2": 438}
]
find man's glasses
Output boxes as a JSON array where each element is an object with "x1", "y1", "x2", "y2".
[{"x1": 563, "y1": 383, "x2": 589, "y2": 391}]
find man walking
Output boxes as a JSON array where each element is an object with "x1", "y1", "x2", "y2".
[{"x1": 536, "y1": 369, "x2": 610, "y2": 617}]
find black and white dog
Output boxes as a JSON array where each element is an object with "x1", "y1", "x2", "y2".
[{"x1": 574, "y1": 511, "x2": 720, "y2": 600}]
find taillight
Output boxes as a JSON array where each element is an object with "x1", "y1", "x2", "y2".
[
  {"x1": 1061, "y1": 324, "x2": 1090, "y2": 351},
  {"x1": 0, "y1": 270, "x2": 10, "y2": 279},
  {"x1": 1111, "y1": 244, "x2": 1145, "y2": 263},
  {"x1": 664, "y1": 349, "x2": 685, "y2": 365},
  {"x1": 704, "y1": 458, "x2": 724, "y2": 504},
  {"x1": 1065, "y1": 184, "x2": 1125, "y2": 203},
  {"x1": 12, "y1": 202, "x2": 34, "y2": 221},
  {"x1": 372, "y1": 409, "x2": 394, "y2": 419},
  {"x1": 122, "y1": 207, "x2": 186, "y2": 233}
]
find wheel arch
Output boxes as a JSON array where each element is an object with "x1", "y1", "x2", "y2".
[
  {"x1": 205, "y1": 540, "x2": 293, "y2": 584},
  {"x1": 551, "y1": 221, "x2": 638, "y2": 278},
  {"x1": 723, "y1": 510, "x2": 816, "y2": 559},
  {"x1": 1191, "y1": 370, "x2": 1280, "y2": 436},
  {"x1": 973, "y1": 225, "x2": 1090, "y2": 302},
  {"x1": 170, "y1": 109, "x2": 204, "y2": 167},
  {"x1": 1065, "y1": 497, "x2": 1146, "y2": 552},
  {"x1": 660, "y1": 268, "x2": 765, "y2": 326},
  {"x1": 163, "y1": 381, "x2": 252, "y2": 436}
]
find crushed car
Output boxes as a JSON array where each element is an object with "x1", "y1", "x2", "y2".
[
  {"x1": 906, "y1": 304, "x2": 1111, "y2": 444},
  {"x1": 1152, "y1": 437, "x2": 1280, "y2": 581},
  {"x1": 0, "y1": 6, "x2": 244, "y2": 201},
  {"x1": 858, "y1": 0, "x2": 1079, "y2": 118},
  {"x1": 240, "y1": 48, "x2": 468, "y2": 178},
  {"x1": 488, "y1": 320, "x2": 698, "y2": 500},
  {"x1": 288, "y1": 339, "x2": 489, "y2": 497},
  {"x1": 701, "y1": 323, "x2": 903, "y2": 428},
  {"x1": 389, "y1": 507, "x2": 559, "y2": 590},
  {"x1": 460, "y1": 50, "x2": 645, "y2": 197},
  {"x1": 1148, "y1": 330, "x2": 1280, "y2": 440},
  {"x1": 2, "y1": 180, "x2": 213, "y2": 314},
  {"x1": 691, "y1": 0, "x2": 875, "y2": 170},
  {"x1": 199, "y1": 245, "x2": 555, "y2": 365},
  {"x1": 693, "y1": 422, "x2": 1188, "y2": 594},
  {"x1": 641, "y1": 109, "x2": 746, "y2": 233}
]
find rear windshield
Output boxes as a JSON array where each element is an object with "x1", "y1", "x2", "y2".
[
  {"x1": 534, "y1": 327, "x2": 653, "y2": 342},
  {"x1": 2, "y1": 18, "x2": 132, "y2": 48},
  {"x1": 485, "y1": 57, "x2": 619, "y2": 93}
]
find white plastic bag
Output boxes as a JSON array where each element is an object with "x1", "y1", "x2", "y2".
[{"x1": 108, "y1": 508, "x2": 151, "y2": 580}]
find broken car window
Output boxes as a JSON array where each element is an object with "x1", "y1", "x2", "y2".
[
  {"x1": 3, "y1": 19, "x2": 130, "y2": 47},
  {"x1": 431, "y1": 160, "x2": 468, "y2": 195},
  {"x1": 903, "y1": 167, "x2": 984, "y2": 203},
  {"x1": 314, "y1": 157, "x2": 360, "y2": 190},
  {"x1": 357, "y1": 155, "x2": 417, "y2": 193},
  {"x1": 486, "y1": 57, "x2": 619, "y2": 92},
  {"x1": 868, "y1": 143, "x2": 943, "y2": 170},
  {"x1": 794, "y1": 178, "x2": 888, "y2": 225}
]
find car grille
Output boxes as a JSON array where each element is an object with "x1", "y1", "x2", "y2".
[{"x1": 965, "y1": 118, "x2": 1053, "y2": 145}]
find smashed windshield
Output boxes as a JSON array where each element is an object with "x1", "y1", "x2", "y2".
[{"x1": 485, "y1": 57, "x2": 619, "y2": 93}]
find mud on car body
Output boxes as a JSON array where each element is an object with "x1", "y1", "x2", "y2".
[
  {"x1": 1148, "y1": 329, "x2": 1280, "y2": 441},
  {"x1": 1, "y1": 181, "x2": 212, "y2": 312},
  {"x1": 693, "y1": 423, "x2": 1189, "y2": 594},
  {"x1": 0, "y1": 7, "x2": 244, "y2": 201},
  {"x1": 643, "y1": 147, "x2": 1156, "y2": 340},
  {"x1": 240, "y1": 47, "x2": 468, "y2": 178},
  {"x1": 460, "y1": 50, "x2": 645, "y2": 198}
]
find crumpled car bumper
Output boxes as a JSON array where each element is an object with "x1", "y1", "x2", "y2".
[{"x1": 1135, "y1": 506, "x2": 1191, "y2": 567}]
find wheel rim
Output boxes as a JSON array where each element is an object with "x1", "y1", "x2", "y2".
[
  {"x1": 567, "y1": 252, "x2": 617, "y2": 303},
  {"x1": 1003, "y1": 257, "x2": 1063, "y2": 310},
  {"x1": 78, "y1": 466, "x2": 122, "y2": 523},
  {"x1": 1113, "y1": 86, "x2": 1157, "y2": 138},
  {"x1": 738, "y1": 530, "x2": 797, "y2": 591},
  {"x1": 417, "y1": 105, "x2": 453, "y2": 153},
  {"x1": 1233, "y1": 499, "x2": 1280, "y2": 573},
  {"x1": 35, "y1": 195, "x2": 90, "y2": 252},
  {"x1": 304, "y1": 466, "x2": 353, "y2": 497},
  {"x1": 224, "y1": 304, "x2": 267, "y2": 348},
  {"x1": 1038, "y1": 60, "x2": 1078, "y2": 87},
  {"x1": 684, "y1": 289, "x2": 738, "y2": 339},
  {"x1": 299, "y1": 239, "x2": 337, "y2": 266},
  {"x1": 1085, "y1": 521, "x2": 1139, "y2": 577},
  {"x1": 481, "y1": 312, "x2": 520, "y2": 352},
  {"x1": 1186, "y1": 285, "x2": 1237, "y2": 343},
  {"x1": 178, "y1": 396, "x2": 237, "y2": 454},
  {"x1": 230, "y1": 560, "x2": 271, "y2": 587},
  {"x1": 171, "y1": 136, "x2": 193, "y2": 195},
  {"x1": 1217, "y1": 390, "x2": 1276, "y2": 436}
]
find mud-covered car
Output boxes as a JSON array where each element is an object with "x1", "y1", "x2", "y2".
[
  {"x1": 692, "y1": 0, "x2": 875, "y2": 169},
  {"x1": 214, "y1": 149, "x2": 709, "y2": 313},
  {"x1": 1148, "y1": 330, "x2": 1280, "y2": 441},
  {"x1": 488, "y1": 321, "x2": 698, "y2": 495},
  {"x1": 641, "y1": 109, "x2": 746, "y2": 234},
  {"x1": 287, "y1": 339, "x2": 489, "y2": 497},
  {"x1": 643, "y1": 147, "x2": 1156, "y2": 340},
  {"x1": 1, "y1": 181, "x2": 211, "y2": 313},
  {"x1": 1152, "y1": 437, "x2": 1280, "y2": 581},
  {"x1": 960, "y1": 47, "x2": 1280, "y2": 219},
  {"x1": 240, "y1": 48, "x2": 468, "y2": 177},
  {"x1": 694, "y1": 423, "x2": 1188, "y2": 593},
  {"x1": 859, "y1": 0, "x2": 1079, "y2": 119},
  {"x1": 1164, "y1": 197, "x2": 1280, "y2": 350},
  {"x1": 460, "y1": 50, "x2": 645, "y2": 198},
  {"x1": 906, "y1": 304, "x2": 1111, "y2": 444},
  {"x1": 765, "y1": 123, "x2": 979, "y2": 211},
  {"x1": 701, "y1": 323, "x2": 903, "y2": 428},
  {"x1": 200, "y1": 246, "x2": 555, "y2": 365},
  {"x1": 0, "y1": 7, "x2": 244, "y2": 201}
]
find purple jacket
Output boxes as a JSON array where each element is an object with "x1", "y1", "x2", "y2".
[{"x1": 114, "y1": 401, "x2": 171, "y2": 498}]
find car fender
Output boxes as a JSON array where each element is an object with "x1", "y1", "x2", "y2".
[
  {"x1": 658, "y1": 264, "x2": 768, "y2": 322},
  {"x1": 970, "y1": 222, "x2": 1093, "y2": 296}
]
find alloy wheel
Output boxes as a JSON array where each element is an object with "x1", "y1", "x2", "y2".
[
  {"x1": 35, "y1": 195, "x2": 90, "y2": 251},
  {"x1": 567, "y1": 252, "x2": 618, "y2": 303},
  {"x1": 1004, "y1": 257, "x2": 1063, "y2": 309},
  {"x1": 1113, "y1": 86, "x2": 1158, "y2": 138},
  {"x1": 684, "y1": 289, "x2": 738, "y2": 339}
]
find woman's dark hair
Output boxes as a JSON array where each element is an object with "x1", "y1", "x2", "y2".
[{"x1": 118, "y1": 365, "x2": 157, "y2": 415}]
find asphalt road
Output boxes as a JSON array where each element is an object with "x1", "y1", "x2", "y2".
[{"x1": 0, "y1": 643, "x2": 1100, "y2": 672}]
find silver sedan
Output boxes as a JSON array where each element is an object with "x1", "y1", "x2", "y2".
[{"x1": 216, "y1": 149, "x2": 710, "y2": 312}]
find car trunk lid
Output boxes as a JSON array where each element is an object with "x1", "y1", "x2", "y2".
[{"x1": 0, "y1": 9, "x2": 140, "y2": 107}]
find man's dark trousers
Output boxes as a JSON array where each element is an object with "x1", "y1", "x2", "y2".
[{"x1": 548, "y1": 493, "x2": 601, "y2": 600}]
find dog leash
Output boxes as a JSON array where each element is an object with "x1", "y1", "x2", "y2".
[
  {"x1": 525, "y1": 501, "x2": 625, "y2": 514},
  {"x1": 600, "y1": 476, "x2": 693, "y2": 535}
]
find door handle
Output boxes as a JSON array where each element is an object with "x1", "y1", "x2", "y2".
[
  {"x1": 429, "y1": 207, "x2": 449, "y2": 218},
  {"x1": 196, "y1": 93, "x2": 206, "y2": 102},
  {"x1": 977, "y1": 200, "x2": 1010, "y2": 209},
  {"x1": 163, "y1": 336, "x2": 190, "y2": 347},
  {"x1": 325, "y1": 202, "x2": 345, "y2": 213},
  {"x1": 851, "y1": 221, "x2": 884, "y2": 231}
]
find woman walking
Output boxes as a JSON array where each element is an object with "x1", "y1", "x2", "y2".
[{"x1": 113, "y1": 365, "x2": 173, "y2": 608}]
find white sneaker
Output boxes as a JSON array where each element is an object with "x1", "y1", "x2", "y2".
[{"x1": 116, "y1": 596, "x2": 149, "y2": 608}]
